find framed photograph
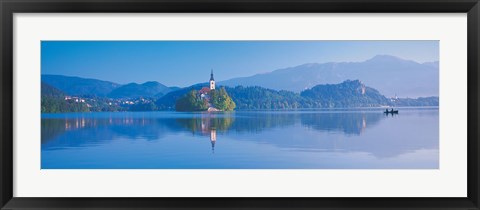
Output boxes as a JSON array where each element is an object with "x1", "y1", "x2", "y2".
[{"x1": 1, "y1": 0, "x2": 479, "y2": 209}]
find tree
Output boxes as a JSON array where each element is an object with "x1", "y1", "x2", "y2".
[
  {"x1": 175, "y1": 90, "x2": 208, "y2": 111},
  {"x1": 210, "y1": 87, "x2": 236, "y2": 111}
]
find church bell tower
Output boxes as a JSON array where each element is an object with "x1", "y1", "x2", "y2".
[{"x1": 210, "y1": 69, "x2": 215, "y2": 90}]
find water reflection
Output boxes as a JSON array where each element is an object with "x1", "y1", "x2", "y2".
[
  {"x1": 173, "y1": 114, "x2": 234, "y2": 153},
  {"x1": 41, "y1": 109, "x2": 439, "y2": 168},
  {"x1": 300, "y1": 112, "x2": 381, "y2": 135},
  {"x1": 42, "y1": 112, "x2": 381, "y2": 145}
]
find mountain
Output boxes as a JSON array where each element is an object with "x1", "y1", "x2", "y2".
[
  {"x1": 41, "y1": 82, "x2": 90, "y2": 113},
  {"x1": 41, "y1": 82, "x2": 65, "y2": 97},
  {"x1": 42, "y1": 75, "x2": 175, "y2": 99},
  {"x1": 300, "y1": 80, "x2": 390, "y2": 107},
  {"x1": 219, "y1": 55, "x2": 438, "y2": 98},
  {"x1": 108, "y1": 81, "x2": 171, "y2": 99},
  {"x1": 42, "y1": 75, "x2": 120, "y2": 96}
]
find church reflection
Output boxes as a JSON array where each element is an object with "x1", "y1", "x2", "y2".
[
  {"x1": 210, "y1": 128, "x2": 216, "y2": 153},
  {"x1": 179, "y1": 113, "x2": 233, "y2": 153},
  {"x1": 199, "y1": 115, "x2": 221, "y2": 153}
]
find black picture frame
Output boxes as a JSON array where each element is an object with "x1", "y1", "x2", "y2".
[{"x1": 1, "y1": 0, "x2": 479, "y2": 209}]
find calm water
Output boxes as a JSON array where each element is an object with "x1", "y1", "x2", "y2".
[{"x1": 41, "y1": 108, "x2": 439, "y2": 169}]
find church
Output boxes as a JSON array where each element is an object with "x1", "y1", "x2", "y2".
[{"x1": 199, "y1": 70, "x2": 215, "y2": 98}]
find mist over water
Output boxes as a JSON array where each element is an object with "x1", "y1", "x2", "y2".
[{"x1": 41, "y1": 108, "x2": 439, "y2": 169}]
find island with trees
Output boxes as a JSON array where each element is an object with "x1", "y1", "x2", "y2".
[{"x1": 174, "y1": 72, "x2": 236, "y2": 112}]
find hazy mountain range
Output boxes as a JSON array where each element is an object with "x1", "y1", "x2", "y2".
[
  {"x1": 42, "y1": 55, "x2": 439, "y2": 98},
  {"x1": 107, "y1": 81, "x2": 172, "y2": 98},
  {"x1": 219, "y1": 55, "x2": 438, "y2": 98},
  {"x1": 42, "y1": 75, "x2": 121, "y2": 97},
  {"x1": 41, "y1": 75, "x2": 176, "y2": 98}
]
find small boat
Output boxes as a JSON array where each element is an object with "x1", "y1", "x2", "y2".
[{"x1": 384, "y1": 110, "x2": 399, "y2": 114}]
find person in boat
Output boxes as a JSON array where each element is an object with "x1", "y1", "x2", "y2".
[
  {"x1": 391, "y1": 108, "x2": 394, "y2": 112},
  {"x1": 386, "y1": 108, "x2": 388, "y2": 113}
]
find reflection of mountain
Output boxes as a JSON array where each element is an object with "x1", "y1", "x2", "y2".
[
  {"x1": 41, "y1": 116, "x2": 175, "y2": 148},
  {"x1": 229, "y1": 112, "x2": 297, "y2": 133},
  {"x1": 42, "y1": 110, "x2": 438, "y2": 159},
  {"x1": 233, "y1": 112, "x2": 438, "y2": 158},
  {"x1": 300, "y1": 112, "x2": 382, "y2": 135}
]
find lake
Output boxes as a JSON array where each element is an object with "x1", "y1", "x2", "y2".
[{"x1": 41, "y1": 108, "x2": 439, "y2": 169}]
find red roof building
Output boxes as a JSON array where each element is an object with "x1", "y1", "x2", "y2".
[{"x1": 199, "y1": 87, "x2": 211, "y2": 95}]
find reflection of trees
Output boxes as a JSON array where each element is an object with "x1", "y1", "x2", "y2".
[
  {"x1": 41, "y1": 117, "x2": 173, "y2": 148},
  {"x1": 171, "y1": 114, "x2": 231, "y2": 153},
  {"x1": 41, "y1": 117, "x2": 117, "y2": 147},
  {"x1": 230, "y1": 112, "x2": 297, "y2": 133},
  {"x1": 300, "y1": 112, "x2": 383, "y2": 135},
  {"x1": 108, "y1": 118, "x2": 172, "y2": 140},
  {"x1": 174, "y1": 112, "x2": 298, "y2": 134},
  {"x1": 41, "y1": 118, "x2": 67, "y2": 144},
  {"x1": 174, "y1": 114, "x2": 234, "y2": 135}
]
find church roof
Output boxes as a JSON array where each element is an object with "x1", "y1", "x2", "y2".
[{"x1": 199, "y1": 87, "x2": 210, "y2": 94}]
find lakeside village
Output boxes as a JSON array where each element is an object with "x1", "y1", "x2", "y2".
[
  {"x1": 63, "y1": 96, "x2": 152, "y2": 108},
  {"x1": 58, "y1": 94, "x2": 157, "y2": 113}
]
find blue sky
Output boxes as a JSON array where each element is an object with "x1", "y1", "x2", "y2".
[{"x1": 41, "y1": 41, "x2": 439, "y2": 87}]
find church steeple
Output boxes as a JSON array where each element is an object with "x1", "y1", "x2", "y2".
[{"x1": 209, "y1": 69, "x2": 215, "y2": 90}]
